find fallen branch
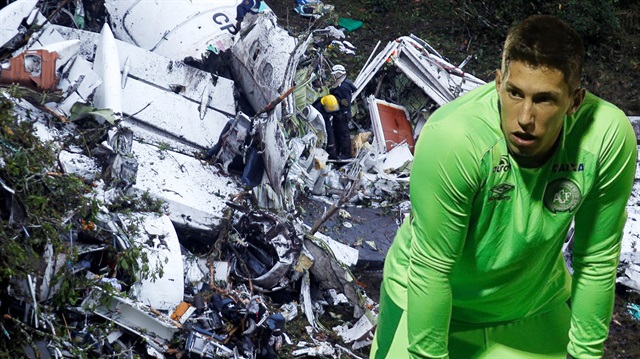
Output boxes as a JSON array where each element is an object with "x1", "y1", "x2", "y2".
[
  {"x1": 309, "y1": 174, "x2": 361, "y2": 235},
  {"x1": 3, "y1": 314, "x2": 69, "y2": 349},
  {"x1": 61, "y1": 312, "x2": 72, "y2": 342},
  {"x1": 254, "y1": 85, "x2": 296, "y2": 117}
]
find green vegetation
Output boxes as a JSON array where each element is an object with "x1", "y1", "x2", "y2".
[
  {"x1": 0, "y1": 93, "x2": 166, "y2": 357},
  {"x1": 309, "y1": 0, "x2": 640, "y2": 115}
]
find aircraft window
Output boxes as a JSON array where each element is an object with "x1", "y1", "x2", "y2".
[
  {"x1": 250, "y1": 41, "x2": 261, "y2": 61},
  {"x1": 261, "y1": 62, "x2": 273, "y2": 85},
  {"x1": 24, "y1": 54, "x2": 42, "y2": 76}
]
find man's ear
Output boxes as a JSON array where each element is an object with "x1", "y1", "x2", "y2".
[
  {"x1": 567, "y1": 88, "x2": 586, "y2": 116},
  {"x1": 495, "y1": 69, "x2": 502, "y2": 90}
]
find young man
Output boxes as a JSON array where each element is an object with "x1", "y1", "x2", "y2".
[{"x1": 371, "y1": 15, "x2": 636, "y2": 359}]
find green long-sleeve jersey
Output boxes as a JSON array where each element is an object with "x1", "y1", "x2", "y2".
[{"x1": 383, "y1": 82, "x2": 637, "y2": 358}]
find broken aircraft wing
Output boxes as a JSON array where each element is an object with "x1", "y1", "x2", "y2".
[{"x1": 50, "y1": 24, "x2": 235, "y2": 149}]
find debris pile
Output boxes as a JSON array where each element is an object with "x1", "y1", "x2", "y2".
[{"x1": 2, "y1": 0, "x2": 640, "y2": 358}]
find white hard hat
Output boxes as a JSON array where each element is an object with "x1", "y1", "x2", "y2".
[{"x1": 331, "y1": 64, "x2": 346, "y2": 75}]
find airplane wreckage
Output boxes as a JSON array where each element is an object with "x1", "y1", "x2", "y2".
[{"x1": 1, "y1": 0, "x2": 640, "y2": 358}]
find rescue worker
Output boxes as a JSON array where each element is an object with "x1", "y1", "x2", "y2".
[
  {"x1": 329, "y1": 64, "x2": 357, "y2": 159},
  {"x1": 235, "y1": 0, "x2": 262, "y2": 31},
  {"x1": 371, "y1": 15, "x2": 637, "y2": 359},
  {"x1": 312, "y1": 94, "x2": 340, "y2": 159}
]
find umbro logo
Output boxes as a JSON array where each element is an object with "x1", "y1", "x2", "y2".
[{"x1": 489, "y1": 183, "x2": 514, "y2": 202}]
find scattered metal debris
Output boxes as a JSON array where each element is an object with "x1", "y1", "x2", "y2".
[{"x1": 2, "y1": 1, "x2": 639, "y2": 358}]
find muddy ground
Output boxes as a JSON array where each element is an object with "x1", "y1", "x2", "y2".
[{"x1": 269, "y1": 1, "x2": 640, "y2": 358}]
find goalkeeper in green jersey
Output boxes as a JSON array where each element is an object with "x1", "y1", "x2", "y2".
[{"x1": 371, "y1": 14, "x2": 637, "y2": 359}]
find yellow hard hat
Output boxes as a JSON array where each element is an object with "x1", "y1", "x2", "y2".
[{"x1": 321, "y1": 95, "x2": 339, "y2": 112}]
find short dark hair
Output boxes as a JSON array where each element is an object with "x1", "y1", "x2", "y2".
[{"x1": 501, "y1": 15, "x2": 584, "y2": 90}]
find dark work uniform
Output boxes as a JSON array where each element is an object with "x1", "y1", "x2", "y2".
[
  {"x1": 312, "y1": 98, "x2": 337, "y2": 159},
  {"x1": 236, "y1": 0, "x2": 262, "y2": 22},
  {"x1": 330, "y1": 79, "x2": 357, "y2": 158}
]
